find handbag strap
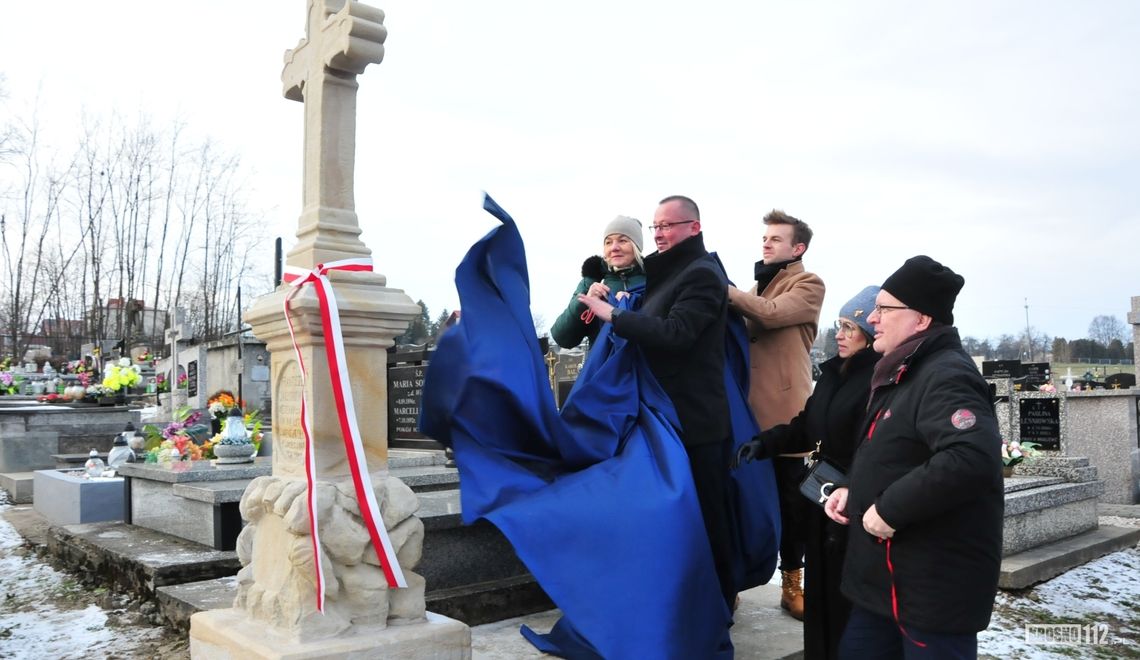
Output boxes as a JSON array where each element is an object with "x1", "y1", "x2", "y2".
[{"x1": 807, "y1": 440, "x2": 823, "y2": 465}]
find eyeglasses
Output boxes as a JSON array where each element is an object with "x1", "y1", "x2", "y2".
[
  {"x1": 648, "y1": 220, "x2": 695, "y2": 232},
  {"x1": 872, "y1": 304, "x2": 910, "y2": 316},
  {"x1": 834, "y1": 320, "x2": 859, "y2": 337}
]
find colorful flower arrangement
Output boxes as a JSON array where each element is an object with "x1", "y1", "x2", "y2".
[
  {"x1": 177, "y1": 372, "x2": 189, "y2": 390},
  {"x1": 0, "y1": 371, "x2": 23, "y2": 395},
  {"x1": 136, "y1": 349, "x2": 153, "y2": 364},
  {"x1": 139, "y1": 403, "x2": 263, "y2": 463},
  {"x1": 141, "y1": 405, "x2": 212, "y2": 462},
  {"x1": 207, "y1": 390, "x2": 238, "y2": 419},
  {"x1": 1002, "y1": 439, "x2": 1039, "y2": 468},
  {"x1": 102, "y1": 358, "x2": 142, "y2": 392},
  {"x1": 155, "y1": 373, "x2": 170, "y2": 393}
]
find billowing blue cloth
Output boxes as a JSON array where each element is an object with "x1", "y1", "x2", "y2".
[{"x1": 420, "y1": 194, "x2": 779, "y2": 659}]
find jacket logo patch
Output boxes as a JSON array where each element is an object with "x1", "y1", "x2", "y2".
[{"x1": 951, "y1": 409, "x2": 976, "y2": 430}]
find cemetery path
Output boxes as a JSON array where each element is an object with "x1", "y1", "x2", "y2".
[
  {"x1": 1, "y1": 490, "x2": 1138, "y2": 659},
  {"x1": 0, "y1": 491, "x2": 188, "y2": 659}
]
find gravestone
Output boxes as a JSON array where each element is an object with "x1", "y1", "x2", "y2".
[
  {"x1": 983, "y1": 360, "x2": 1022, "y2": 379},
  {"x1": 191, "y1": 2, "x2": 468, "y2": 657},
  {"x1": 387, "y1": 348, "x2": 437, "y2": 449},
  {"x1": 1018, "y1": 397, "x2": 1061, "y2": 450},
  {"x1": 1130, "y1": 295, "x2": 1140, "y2": 384},
  {"x1": 1105, "y1": 373, "x2": 1136, "y2": 390},
  {"x1": 553, "y1": 349, "x2": 586, "y2": 408},
  {"x1": 1021, "y1": 362, "x2": 1051, "y2": 387},
  {"x1": 159, "y1": 310, "x2": 193, "y2": 416}
]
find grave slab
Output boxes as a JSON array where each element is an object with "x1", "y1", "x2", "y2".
[
  {"x1": 0, "y1": 431, "x2": 59, "y2": 472},
  {"x1": 33, "y1": 469, "x2": 125, "y2": 525},
  {"x1": 0, "y1": 471, "x2": 34, "y2": 503},
  {"x1": 1000, "y1": 524, "x2": 1140, "y2": 589}
]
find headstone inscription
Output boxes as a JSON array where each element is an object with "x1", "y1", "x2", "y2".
[
  {"x1": 554, "y1": 350, "x2": 585, "y2": 408},
  {"x1": 186, "y1": 360, "x2": 198, "y2": 398},
  {"x1": 983, "y1": 360, "x2": 1022, "y2": 379},
  {"x1": 1021, "y1": 362, "x2": 1051, "y2": 386},
  {"x1": 389, "y1": 363, "x2": 427, "y2": 440},
  {"x1": 1019, "y1": 397, "x2": 1061, "y2": 450}
]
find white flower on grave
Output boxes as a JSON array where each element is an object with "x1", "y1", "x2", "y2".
[
  {"x1": 1001, "y1": 439, "x2": 1039, "y2": 467},
  {"x1": 118, "y1": 357, "x2": 132, "y2": 368}
]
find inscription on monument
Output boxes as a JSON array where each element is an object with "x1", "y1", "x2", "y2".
[
  {"x1": 186, "y1": 360, "x2": 199, "y2": 398},
  {"x1": 983, "y1": 360, "x2": 1021, "y2": 379},
  {"x1": 273, "y1": 360, "x2": 305, "y2": 464},
  {"x1": 388, "y1": 364, "x2": 426, "y2": 439},
  {"x1": 1021, "y1": 362, "x2": 1051, "y2": 386},
  {"x1": 1019, "y1": 397, "x2": 1060, "y2": 450}
]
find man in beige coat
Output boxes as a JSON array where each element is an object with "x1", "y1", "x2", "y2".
[{"x1": 728, "y1": 210, "x2": 824, "y2": 619}]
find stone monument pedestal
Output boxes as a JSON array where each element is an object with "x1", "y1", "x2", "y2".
[{"x1": 190, "y1": 609, "x2": 471, "y2": 659}]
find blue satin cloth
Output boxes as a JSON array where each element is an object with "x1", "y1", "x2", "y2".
[{"x1": 420, "y1": 194, "x2": 779, "y2": 659}]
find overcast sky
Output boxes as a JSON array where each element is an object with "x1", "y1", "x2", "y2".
[{"x1": 2, "y1": 1, "x2": 1138, "y2": 344}]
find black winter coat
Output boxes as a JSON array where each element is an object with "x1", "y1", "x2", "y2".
[
  {"x1": 755, "y1": 348, "x2": 880, "y2": 468},
  {"x1": 755, "y1": 347, "x2": 878, "y2": 660},
  {"x1": 611, "y1": 233, "x2": 729, "y2": 446},
  {"x1": 841, "y1": 327, "x2": 1003, "y2": 634}
]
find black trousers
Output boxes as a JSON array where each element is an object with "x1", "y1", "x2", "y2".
[
  {"x1": 685, "y1": 440, "x2": 736, "y2": 609},
  {"x1": 840, "y1": 605, "x2": 978, "y2": 660},
  {"x1": 773, "y1": 455, "x2": 808, "y2": 571}
]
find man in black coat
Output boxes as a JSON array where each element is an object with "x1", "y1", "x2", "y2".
[
  {"x1": 577, "y1": 194, "x2": 735, "y2": 609},
  {"x1": 824, "y1": 256, "x2": 1003, "y2": 658}
]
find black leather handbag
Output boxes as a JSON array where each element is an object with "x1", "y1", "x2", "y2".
[{"x1": 798, "y1": 445, "x2": 846, "y2": 508}]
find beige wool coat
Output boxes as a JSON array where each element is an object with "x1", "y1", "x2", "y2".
[{"x1": 729, "y1": 261, "x2": 825, "y2": 430}]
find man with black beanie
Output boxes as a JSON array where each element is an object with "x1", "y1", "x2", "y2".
[{"x1": 824, "y1": 255, "x2": 1003, "y2": 658}]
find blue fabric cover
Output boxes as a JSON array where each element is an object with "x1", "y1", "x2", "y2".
[{"x1": 420, "y1": 194, "x2": 780, "y2": 659}]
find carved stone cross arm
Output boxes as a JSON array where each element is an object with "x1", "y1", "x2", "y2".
[{"x1": 283, "y1": 0, "x2": 387, "y2": 101}]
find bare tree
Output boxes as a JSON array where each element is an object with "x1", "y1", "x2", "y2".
[
  {"x1": 1, "y1": 98, "x2": 272, "y2": 363},
  {"x1": 1088, "y1": 315, "x2": 1127, "y2": 347},
  {"x1": 0, "y1": 109, "x2": 80, "y2": 360}
]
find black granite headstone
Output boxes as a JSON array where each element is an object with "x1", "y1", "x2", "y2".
[
  {"x1": 1019, "y1": 397, "x2": 1060, "y2": 450},
  {"x1": 389, "y1": 364, "x2": 427, "y2": 439},
  {"x1": 1021, "y1": 362, "x2": 1051, "y2": 386},
  {"x1": 983, "y1": 360, "x2": 1022, "y2": 378},
  {"x1": 186, "y1": 360, "x2": 198, "y2": 398},
  {"x1": 554, "y1": 352, "x2": 585, "y2": 408},
  {"x1": 1104, "y1": 373, "x2": 1136, "y2": 389}
]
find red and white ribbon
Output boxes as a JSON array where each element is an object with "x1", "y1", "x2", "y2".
[{"x1": 283, "y1": 257, "x2": 407, "y2": 612}]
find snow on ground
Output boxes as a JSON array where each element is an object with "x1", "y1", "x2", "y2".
[
  {"x1": 0, "y1": 491, "x2": 177, "y2": 659},
  {"x1": 980, "y1": 520, "x2": 1140, "y2": 659}
]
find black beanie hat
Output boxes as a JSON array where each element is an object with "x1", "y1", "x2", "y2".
[{"x1": 881, "y1": 255, "x2": 964, "y2": 325}]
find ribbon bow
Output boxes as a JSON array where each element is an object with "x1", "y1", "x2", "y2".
[{"x1": 283, "y1": 257, "x2": 407, "y2": 612}]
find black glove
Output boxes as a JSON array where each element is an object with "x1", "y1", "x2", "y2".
[
  {"x1": 731, "y1": 437, "x2": 766, "y2": 469},
  {"x1": 581, "y1": 255, "x2": 607, "y2": 282}
]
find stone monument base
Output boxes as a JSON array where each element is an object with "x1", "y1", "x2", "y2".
[{"x1": 189, "y1": 609, "x2": 471, "y2": 659}]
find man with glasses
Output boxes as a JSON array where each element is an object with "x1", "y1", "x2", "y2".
[
  {"x1": 577, "y1": 194, "x2": 738, "y2": 613},
  {"x1": 727, "y1": 209, "x2": 824, "y2": 619},
  {"x1": 824, "y1": 255, "x2": 1003, "y2": 658}
]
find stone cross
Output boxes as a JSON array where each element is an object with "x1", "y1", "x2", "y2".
[
  {"x1": 164, "y1": 307, "x2": 191, "y2": 406},
  {"x1": 194, "y1": 2, "x2": 465, "y2": 655},
  {"x1": 281, "y1": 0, "x2": 386, "y2": 267}
]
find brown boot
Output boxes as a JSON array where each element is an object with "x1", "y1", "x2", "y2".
[{"x1": 780, "y1": 568, "x2": 805, "y2": 620}]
